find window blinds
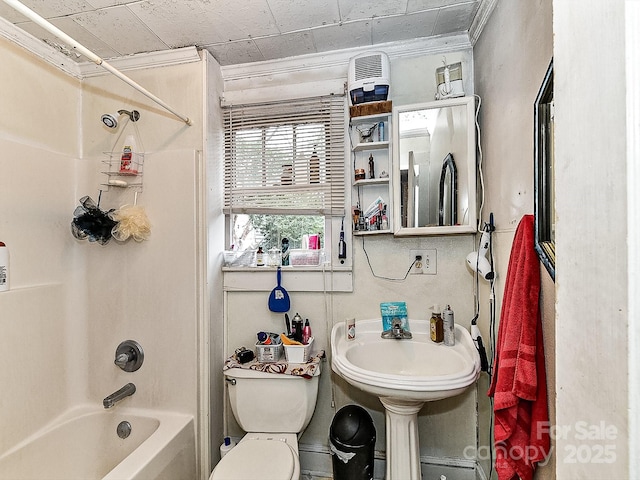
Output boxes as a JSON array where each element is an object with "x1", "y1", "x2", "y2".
[{"x1": 223, "y1": 95, "x2": 346, "y2": 216}]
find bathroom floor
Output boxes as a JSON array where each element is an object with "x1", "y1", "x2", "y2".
[{"x1": 301, "y1": 474, "x2": 332, "y2": 480}]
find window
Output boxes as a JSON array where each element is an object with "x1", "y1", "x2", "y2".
[{"x1": 223, "y1": 95, "x2": 346, "y2": 257}]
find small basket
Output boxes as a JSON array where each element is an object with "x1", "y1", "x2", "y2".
[
  {"x1": 284, "y1": 337, "x2": 314, "y2": 363},
  {"x1": 289, "y1": 249, "x2": 321, "y2": 266},
  {"x1": 255, "y1": 341, "x2": 283, "y2": 363},
  {"x1": 223, "y1": 250, "x2": 256, "y2": 267}
]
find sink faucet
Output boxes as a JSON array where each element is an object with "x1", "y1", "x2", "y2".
[
  {"x1": 103, "y1": 383, "x2": 136, "y2": 409},
  {"x1": 381, "y1": 318, "x2": 413, "y2": 340}
]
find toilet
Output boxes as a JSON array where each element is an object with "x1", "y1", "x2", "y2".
[{"x1": 210, "y1": 364, "x2": 321, "y2": 480}]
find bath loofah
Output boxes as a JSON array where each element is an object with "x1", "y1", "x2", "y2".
[{"x1": 111, "y1": 204, "x2": 151, "y2": 242}]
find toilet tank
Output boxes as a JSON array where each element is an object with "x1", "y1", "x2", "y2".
[{"x1": 223, "y1": 367, "x2": 320, "y2": 433}]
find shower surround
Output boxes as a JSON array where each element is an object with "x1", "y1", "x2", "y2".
[{"x1": 0, "y1": 35, "x2": 221, "y2": 479}]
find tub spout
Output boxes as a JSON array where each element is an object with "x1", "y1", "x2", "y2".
[{"x1": 103, "y1": 383, "x2": 136, "y2": 409}]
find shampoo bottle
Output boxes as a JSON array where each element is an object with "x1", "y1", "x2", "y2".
[
  {"x1": 0, "y1": 241, "x2": 9, "y2": 292},
  {"x1": 119, "y1": 134, "x2": 138, "y2": 174},
  {"x1": 430, "y1": 305, "x2": 443, "y2": 343},
  {"x1": 443, "y1": 304, "x2": 455, "y2": 346}
]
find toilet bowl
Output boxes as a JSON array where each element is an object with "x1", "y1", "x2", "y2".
[{"x1": 210, "y1": 363, "x2": 321, "y2": 480}]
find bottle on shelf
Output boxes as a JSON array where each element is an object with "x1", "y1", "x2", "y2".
[{"x1": 119, "y1": 134, "x2": 138, "y2": 175}]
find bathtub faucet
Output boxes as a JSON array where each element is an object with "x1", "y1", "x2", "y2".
[{"x1": 103, "y1": 382, "x2": 136, "y2": 409}]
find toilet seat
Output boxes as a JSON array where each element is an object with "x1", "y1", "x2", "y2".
[{"x1": 210, "y1": 438, "x2": 297, "y2": 480}]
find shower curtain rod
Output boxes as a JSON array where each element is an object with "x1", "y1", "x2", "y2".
[{"x1": 1, "y1": 0, "x2": 192, "y2": 126}]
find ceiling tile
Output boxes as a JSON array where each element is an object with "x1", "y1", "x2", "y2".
[
  {"x1": 85, "y1": 0, "x2": 137, "y2": 8},
  {"x1": 0, "y1": 3, "x2": 31, "y2": 23},
  {"x1": 72, "y1": 5, "x2": 168, "y2": 55},
  {"x1": 254, "y1": 31, "x2": 316, "y2": 61},
  {"x1": 338, "y1": 0, "x2": 409, "y2": 22},
  {"x1": 432, "y1": 1, "x2": 479, "y2": 35},
  {"x1": 204, "y1": 40, "x2": 265, "y2": 66},
  {"x1": 267, "y1": 0, "x2": 340, "y2": 32},
  {"x1": 129, "y1": 0, "x2": 279, "y2": 47},
  {"x1": 407, "y1": 0, "x2": 471, "y2": 13},
  {"x1": 17, "y1": 16, "x2": 119, "y2": 59},
  {"x1": 10, "y1": 0, "x2": 95, "y2": 18},
  {"x1": 312, "y1": 20, "x2": 372, "y2": 53},
  {"x1": 372, "y1": 9, "x2": 438, "y2": 44}
]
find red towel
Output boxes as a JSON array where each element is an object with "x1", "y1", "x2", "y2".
[{"x1": 487, "y1": 215, "x2": 550, "y2": 480}]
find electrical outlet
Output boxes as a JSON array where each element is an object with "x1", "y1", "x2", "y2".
[{"x1": 410, "y1": 249, "x2": 437, "y2": 275}]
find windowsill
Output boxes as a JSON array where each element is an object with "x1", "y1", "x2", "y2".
[{"x1": 222, "y1": 265, "x2": 353, "y2": 292}]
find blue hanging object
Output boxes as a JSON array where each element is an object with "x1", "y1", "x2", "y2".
[{"x1": 268, "y1": 266, "x2": 290, "y2": 312}]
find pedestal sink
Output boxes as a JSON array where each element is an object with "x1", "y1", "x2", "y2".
[{"x1": 331, "y1": 319, "x2": 480, "y2": 480}]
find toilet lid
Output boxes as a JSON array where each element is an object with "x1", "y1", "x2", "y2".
[{"x1": 211, "y1": 439, "x2": 296, "y2": 480}]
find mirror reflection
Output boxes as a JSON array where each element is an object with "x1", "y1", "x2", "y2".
[{"x1": 393, "y1": 97, "x2": 476, "y2": 235}]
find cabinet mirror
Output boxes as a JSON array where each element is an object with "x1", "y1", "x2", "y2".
[{"x1": 392, "y1": 96, "x2": 476, "y2": 235}]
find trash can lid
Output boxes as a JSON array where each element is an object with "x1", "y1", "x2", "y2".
[{"x1": 330, "y1": 405, "x2": 375, "y2": 447}]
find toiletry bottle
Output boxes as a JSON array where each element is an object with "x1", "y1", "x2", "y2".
[
  {"x1": 302, "y1": 319, "x2": 312, "y2": 344},
  {"x1": 378, "y1": 121, "x2": 384, "y2": 141},
  {"x1": 120, "y1": 134, "x2": 138, "y2": 174},
  {"x1": 292, "y1": 313, "x2": 303, "y2": 342},
  {"x1": 256, "y1": 246, "x2": 264, "y2": 266},
  {"x1": 0, "y1": 241, "x2": 8, "y2": 292},
  {"x1": 281, "y1": 238, "x2": 289, "y2": 266},
  {"x1": 443, "y1": 304, "x2": 455, "y2": 346},
  {"x1": 346, "y1": 318, "x2": 356, "y2": 340},
  {"x1": 430, "y1": 305, "x2": 443, "y2": 343}
]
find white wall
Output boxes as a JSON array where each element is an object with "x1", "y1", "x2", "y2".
[
  {"x1": 80, "y1": 57, "x2": 212, "y2": 476},
  {"x1": 0, "y1": 35, "x2": 82, "y2": 454},
  {"x1": 473, "y1": 0, "x2": 555, "y2": 478},
  {"x1": 220, "y1": 39, "x2": 481, "y2": 476},
  {"x1": 554, "y1": 0, "x2": 630, "y2": 478}
]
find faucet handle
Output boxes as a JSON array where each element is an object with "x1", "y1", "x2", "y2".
[{"x1": 114, "y1": 340, "x2": 144, "y2": 372}]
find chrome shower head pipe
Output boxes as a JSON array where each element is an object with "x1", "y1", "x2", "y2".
[{"x1": 1, "y1": 0, "x2": 192, "y2": 126}]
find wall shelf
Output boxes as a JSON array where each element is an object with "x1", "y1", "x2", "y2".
[{"x1": 350, "y1": 111, "x2": 392, "y2": 235}]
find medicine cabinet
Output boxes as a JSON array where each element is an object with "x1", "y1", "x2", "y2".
[{"x1": 392, "y1": 96, "x2": 476, "y2": 236}]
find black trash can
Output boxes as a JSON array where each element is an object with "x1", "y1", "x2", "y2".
[{"x1": 329, "y1": 404, "x2": 376, "y2": 480}]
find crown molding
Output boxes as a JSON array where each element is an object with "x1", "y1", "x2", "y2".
[
  {"x1": 76, "y1": 47, "x2": 201, "y2": 78},
  {"x1": 469, "y1": 0, "x2": 498, "y2": 45},
  {"x1": 220, "y1": 33, "x2": 472, "y2": 82}
]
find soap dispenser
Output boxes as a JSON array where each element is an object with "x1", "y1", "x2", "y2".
[{"x1": 430, "y1": 305, "x2": 443, "y2": 343}]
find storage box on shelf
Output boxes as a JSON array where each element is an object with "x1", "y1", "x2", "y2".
[{"x1": 350, "y1": 108, "x2": 392, "y2": 235}]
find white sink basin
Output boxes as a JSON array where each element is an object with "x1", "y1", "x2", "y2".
[
  {"x1": 331, "y1": 318, "x2": 480, "y2": 402},
  {"x1": 331, "y1": 318, "x2": 481, "y2": 480}
]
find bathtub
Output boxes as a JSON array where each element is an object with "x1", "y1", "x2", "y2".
[{"x1": 0, "y1": 405, "x2": 196, "y2": 480}]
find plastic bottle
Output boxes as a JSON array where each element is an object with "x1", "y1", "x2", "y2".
[
  {"x1": 443, "y1": 304, "x2": 455, "y2": 346},
  {"x1": 291, "y1": 313, "x2": 303, "y2": 342},
  {"x1": 0, "y1": 242, "x2": 8, "y2": 292},
  {"x1": 430, "y1": 305, "x2": 443, "y2": 343},
  {"x1": 220, "y1": 436, "x2": 236, "y2": 458},
  {"x1": 119, "y1": 134, "x2": 138, "y2": 174},
  {"x1": 302, "y1": 319, "x2": 312, "y2": 344},
  {"x1": 281, "y1": 238, "x2": 290, "y2": 266},
  {"x1": 378, "y1": 121, "x2": 385, "y2": 141}
]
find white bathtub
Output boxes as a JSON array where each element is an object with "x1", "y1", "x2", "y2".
[{"x1": 0, "y1": 405, "x2": 196, "y2": 480}]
